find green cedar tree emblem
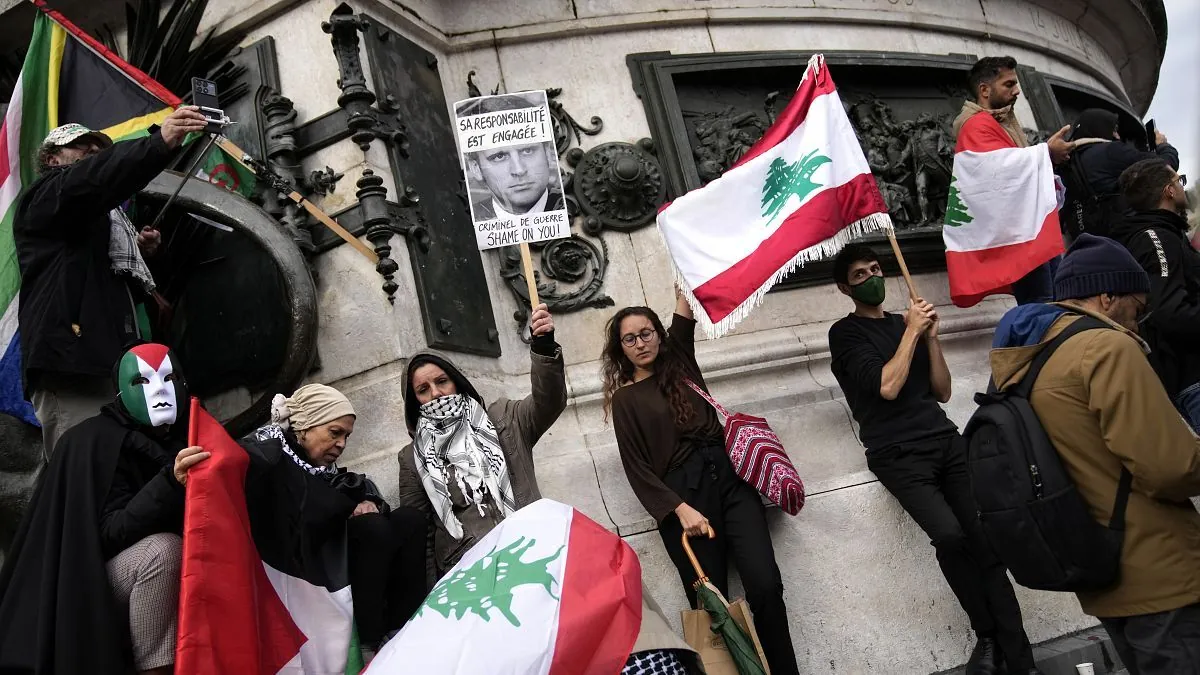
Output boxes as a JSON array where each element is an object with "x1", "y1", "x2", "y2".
[
  {"x1": 944, "y1": 175, "x2": 974, "y2": 227},
  {"x1": 419, "y1": 536, "x2": 563, "y2": 627},
  {"x1": 761, "y1": 149, "x2": 833, "y2": 224}
]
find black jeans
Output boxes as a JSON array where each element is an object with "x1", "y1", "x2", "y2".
[
  {"x1": 346, "y1": 507, "x2": 429, "y2": 646},
  {"x1": 659, "y1": 444, "x2": 799, "y2": 675},
  {"x1": 868, "y1": 433, "x2": 1034, "y2": 670},
  {"x1": 1100, "y1": 603, "x2": 1200, "y2": 675}
]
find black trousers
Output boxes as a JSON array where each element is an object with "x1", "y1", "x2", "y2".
[
  {"x1": 659, "y1": 444, "x2": 800, "y2": 675},
  {"x1": 346, "y1": 507, "x2": 429, "y2": 646},
  {"x1": 868, "y1": 433, "x2": 1034, "y2": 670},
  {"x1": 1100, "y1": 603, "x2": 1200, "y2": 675}
]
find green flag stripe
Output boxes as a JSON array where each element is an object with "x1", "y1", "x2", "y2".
[{"x1": 17, "y1": 14, "x2": 55, "y2": 187}]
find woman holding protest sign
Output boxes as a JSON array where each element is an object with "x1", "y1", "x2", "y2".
[
  {"x1": 603, "y1": 291, "x2": 800, "y2": 675},
  {"x1": 395, "y1": 304, "x2": 567, "y2": 576}
]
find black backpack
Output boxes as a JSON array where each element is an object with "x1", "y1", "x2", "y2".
[
  {"x1": 1060, "y1": 149, "x2": 1126, "y2": 240},
  {"x1": 964, "y1": 316, "x2": 1132, "y2": 592}
]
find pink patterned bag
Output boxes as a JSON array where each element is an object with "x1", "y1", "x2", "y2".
[{"x1": 686, "y1": 379, "x2": 806, "y2": 515}]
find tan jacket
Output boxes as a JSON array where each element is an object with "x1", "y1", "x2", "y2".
[
  {"x1": 396, "y1": 349, "x2": 567, "y2": 576},
  {"x1": 990, "y1": 306, "x2": 1200, "y2": 617}
]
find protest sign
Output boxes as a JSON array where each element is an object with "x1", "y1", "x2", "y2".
[{"x1": 453, "y1": 90, "x2": 570, "y2": 251}]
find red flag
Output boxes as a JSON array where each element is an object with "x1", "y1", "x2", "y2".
[{"x1": 176, "y1": 399, "x2": 306, "y2": 674}]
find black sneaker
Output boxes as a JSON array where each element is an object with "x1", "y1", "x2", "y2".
[{"x1": 966, "y1": 637, "x2": 1000, "y2": 675}]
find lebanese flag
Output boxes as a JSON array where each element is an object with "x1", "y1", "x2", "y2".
[
  {"x1": 944, "y1": 119, "x2": 1065, "y2": 307},
  {"x1": 177, "y1": 400, "x2": 363, "y2": 675},
  {"x1": 366, "y1": 499, "x2": 643, "y2": 675},
  {"x1": 658, "y1": 54, "x2": 892, "y2": 337}
]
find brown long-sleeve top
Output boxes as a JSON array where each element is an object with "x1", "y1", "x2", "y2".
[{"x1": 611, "y1": 314, "x2": 724, "y2": 523}]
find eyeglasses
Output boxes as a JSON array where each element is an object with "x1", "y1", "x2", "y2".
[
  {"x1": 620, "y1": 329, "x2": 657, "y2": 347},
  {"x1": 1128, "y1": 295, "x2": 1152, "y2": 325},
  {"x1": 1177, "y1": 174, "x2": 1188, "y2": 188}
]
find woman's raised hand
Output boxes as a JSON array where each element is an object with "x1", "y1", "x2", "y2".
[
  {"x1": 173, "y1": 446, "x2": 210, "y2": 486},
  {"x1": 530, "y1": 303, "x2": 554, "y2": 337}
]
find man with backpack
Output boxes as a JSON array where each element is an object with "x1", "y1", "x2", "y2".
[
  {"x1": 828, "y1": 244, "x2": 1038, "y2": 675},
  {"x1": 1109, "y1": 159, "x2": 1200, "y2": 433},
  {"x1": 986, "y1": 234, "x2": 1200, "y2": 674},
  {"x1": 1059, "y1": 109, "x2": 1178, "y2": 242}
]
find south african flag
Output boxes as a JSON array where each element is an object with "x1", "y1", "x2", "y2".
[{"x1": 0, "y1": 1, "x2": 181, "y2": 424}]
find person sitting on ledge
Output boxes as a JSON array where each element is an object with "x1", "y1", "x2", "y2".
[
  {"x1": 242, "y1": 383, "x2": 429, "y2": 655},
  {"x1": 0, "y1": 343, "x2": 208, "y2": 675}
]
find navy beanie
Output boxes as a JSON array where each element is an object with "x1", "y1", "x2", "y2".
[{"x1": 1053, "y1": 233, "x2": 1150, "y2": 301}]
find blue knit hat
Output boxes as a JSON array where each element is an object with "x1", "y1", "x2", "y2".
[{"x1": 1053, "y1": 233, "x2": 1150, "y2": 301}]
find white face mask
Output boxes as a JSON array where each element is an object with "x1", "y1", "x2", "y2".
[{"x1": 117, "y1": 344, "x2": 182, "y2": 427}]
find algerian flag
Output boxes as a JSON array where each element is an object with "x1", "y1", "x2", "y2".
[
  {"x1": 196, "y1": 145, "x2": 258, "y2": 197},
  {"x1": 942, "y1": 143, "x2": 1063, "y2": 307},
  {"x1": 657, "y1": 54, "x2": 892, "y2": 337},
  {"x1": 366, "y1": 499, "x2": 643, "y2": 675}
]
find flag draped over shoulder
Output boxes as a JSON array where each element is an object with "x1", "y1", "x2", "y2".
[
  {"x1": 367, "y1": 499, "x2": 643, "y2": 675},
  {"x1": 943, "y1": 116, "x2": 1064, "y2": 307},
  {"x1": 0, "y1": 3, "x2": 180, "y2": 424},
  {"x1": 178, "y1": 402, "x2": 363, "y2": 675},
  {"x1": 657, "y1": 54, "x2": 892, "y2": 337}
]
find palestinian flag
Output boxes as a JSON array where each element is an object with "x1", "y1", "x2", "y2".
[
  {"x1": 657, "y1": 54, "x2": 892, "y2": 337},
  {"x1": 178, "y1": 401, "x2": 363, "y2": 675},
  {"x1": 368, "y1": 499, "x2": 643, "y2": 675},
  {"x1": 943, "y1": 119, "x2": 1064, "y2": 307},
  {"x1": 0, "y1": 3, "x2": 179, "y2": 424}
]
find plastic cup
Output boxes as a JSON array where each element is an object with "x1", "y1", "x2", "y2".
[{"x1": 1076, "y1": 664, "x2": 1095, "y2": 675}]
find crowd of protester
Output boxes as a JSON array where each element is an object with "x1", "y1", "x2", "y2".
[{"x1": 0, "y1": 55, "x2": 1198, "y2": 675}]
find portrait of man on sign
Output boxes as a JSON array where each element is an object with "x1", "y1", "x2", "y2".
[{"x1": 455, "y1": 92, "x2": 565, "y2": 224}]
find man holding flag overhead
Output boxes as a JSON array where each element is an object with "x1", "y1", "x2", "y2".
[
  {"x1": 3, "y1": 3, "x2": 207, "y2": 451},
  {"x1": 945, "y1": 56, "x2": 1074, "y2": 308}
]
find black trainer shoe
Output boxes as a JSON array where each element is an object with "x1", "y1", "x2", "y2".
[{"x1": 965, "y1": 637, "x2": 1000, "y2": 675}]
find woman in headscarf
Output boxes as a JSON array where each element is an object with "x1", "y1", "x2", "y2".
[
  {"x1": 1061, "y1": 107, "x2": 1179, "y2": 239},
  {"x1": 243, "y1": 383, "x2": 428, "y2": 653},
  {"x1": 0, "y1": 343, "x2": 207, "y2": 675},
  {"x1": 396, "y1": 303, "x2": 567, "y2": 575}
]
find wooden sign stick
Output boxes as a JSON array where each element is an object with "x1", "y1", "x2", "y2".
[
  {"x1": 519, "y1": 242, "x2": 540, "y2": 310},
  {"x1": 211, "y1": 136, "x2": 379, "y2": 265},
  {"x1": 885, "y1": 227, "x2": 920, "y2": 302}
]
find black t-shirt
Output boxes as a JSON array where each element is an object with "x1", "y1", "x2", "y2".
[{"x1": 828, "y1": 312, "x2": 957, "y2": 453}]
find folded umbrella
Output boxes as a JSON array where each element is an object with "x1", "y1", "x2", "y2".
[{"x1": 682, "y1": 532, "x2": 768, "y2": 675}]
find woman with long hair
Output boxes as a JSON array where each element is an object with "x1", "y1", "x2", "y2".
[{"x1": 602, "y1": 292, "x2": 800, "y2": 675}]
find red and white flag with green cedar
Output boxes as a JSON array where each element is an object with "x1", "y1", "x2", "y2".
[
  {"x1": 942, "y1": 135, "x2": 1064, "y2": 307},
  {"x1": 658, "y1": 54, "x2": 892, "y2": 337},
  {"x1": 366, "y1": 499, "x2": 643, "y2": 675}
]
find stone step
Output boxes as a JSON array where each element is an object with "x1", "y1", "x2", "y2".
[{"x1": 932, "y1": 626, "x2": 1126, "y2": 675}]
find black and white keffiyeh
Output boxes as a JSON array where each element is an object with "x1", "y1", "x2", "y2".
[
  {"x1": 621, "y1": 650, "x2": 690, "y2": 675},
  {"x1": 412, "y1": 394, "x2": 515, "y2": 539},
  {"x1": 108, "y1": 207, "x2": 155, "y2": 293},
  {"x1": 254, "y1": 423, "x2": 337, "y2": 476}
]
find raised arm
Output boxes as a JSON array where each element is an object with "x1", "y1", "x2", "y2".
[
  {"x1": 19, "y1": 107, "x2": 208, "y2": 232},
  {"x1": 510, "y1": 304, "x2": 568, "y2": 447},
  {"x1": 879, "y1": 301, "x2": 935, "y2": 400},
  {"x1": 674, "y1": 287, "x2": 694, "y2": 321},
  {"x1": 925, "y1": 301, "x2": 952, "y2": 403}
]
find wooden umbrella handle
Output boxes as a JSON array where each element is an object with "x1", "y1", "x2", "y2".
[{"x1": 681, "y1": 530, "x2": 714, "y2": 587}]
